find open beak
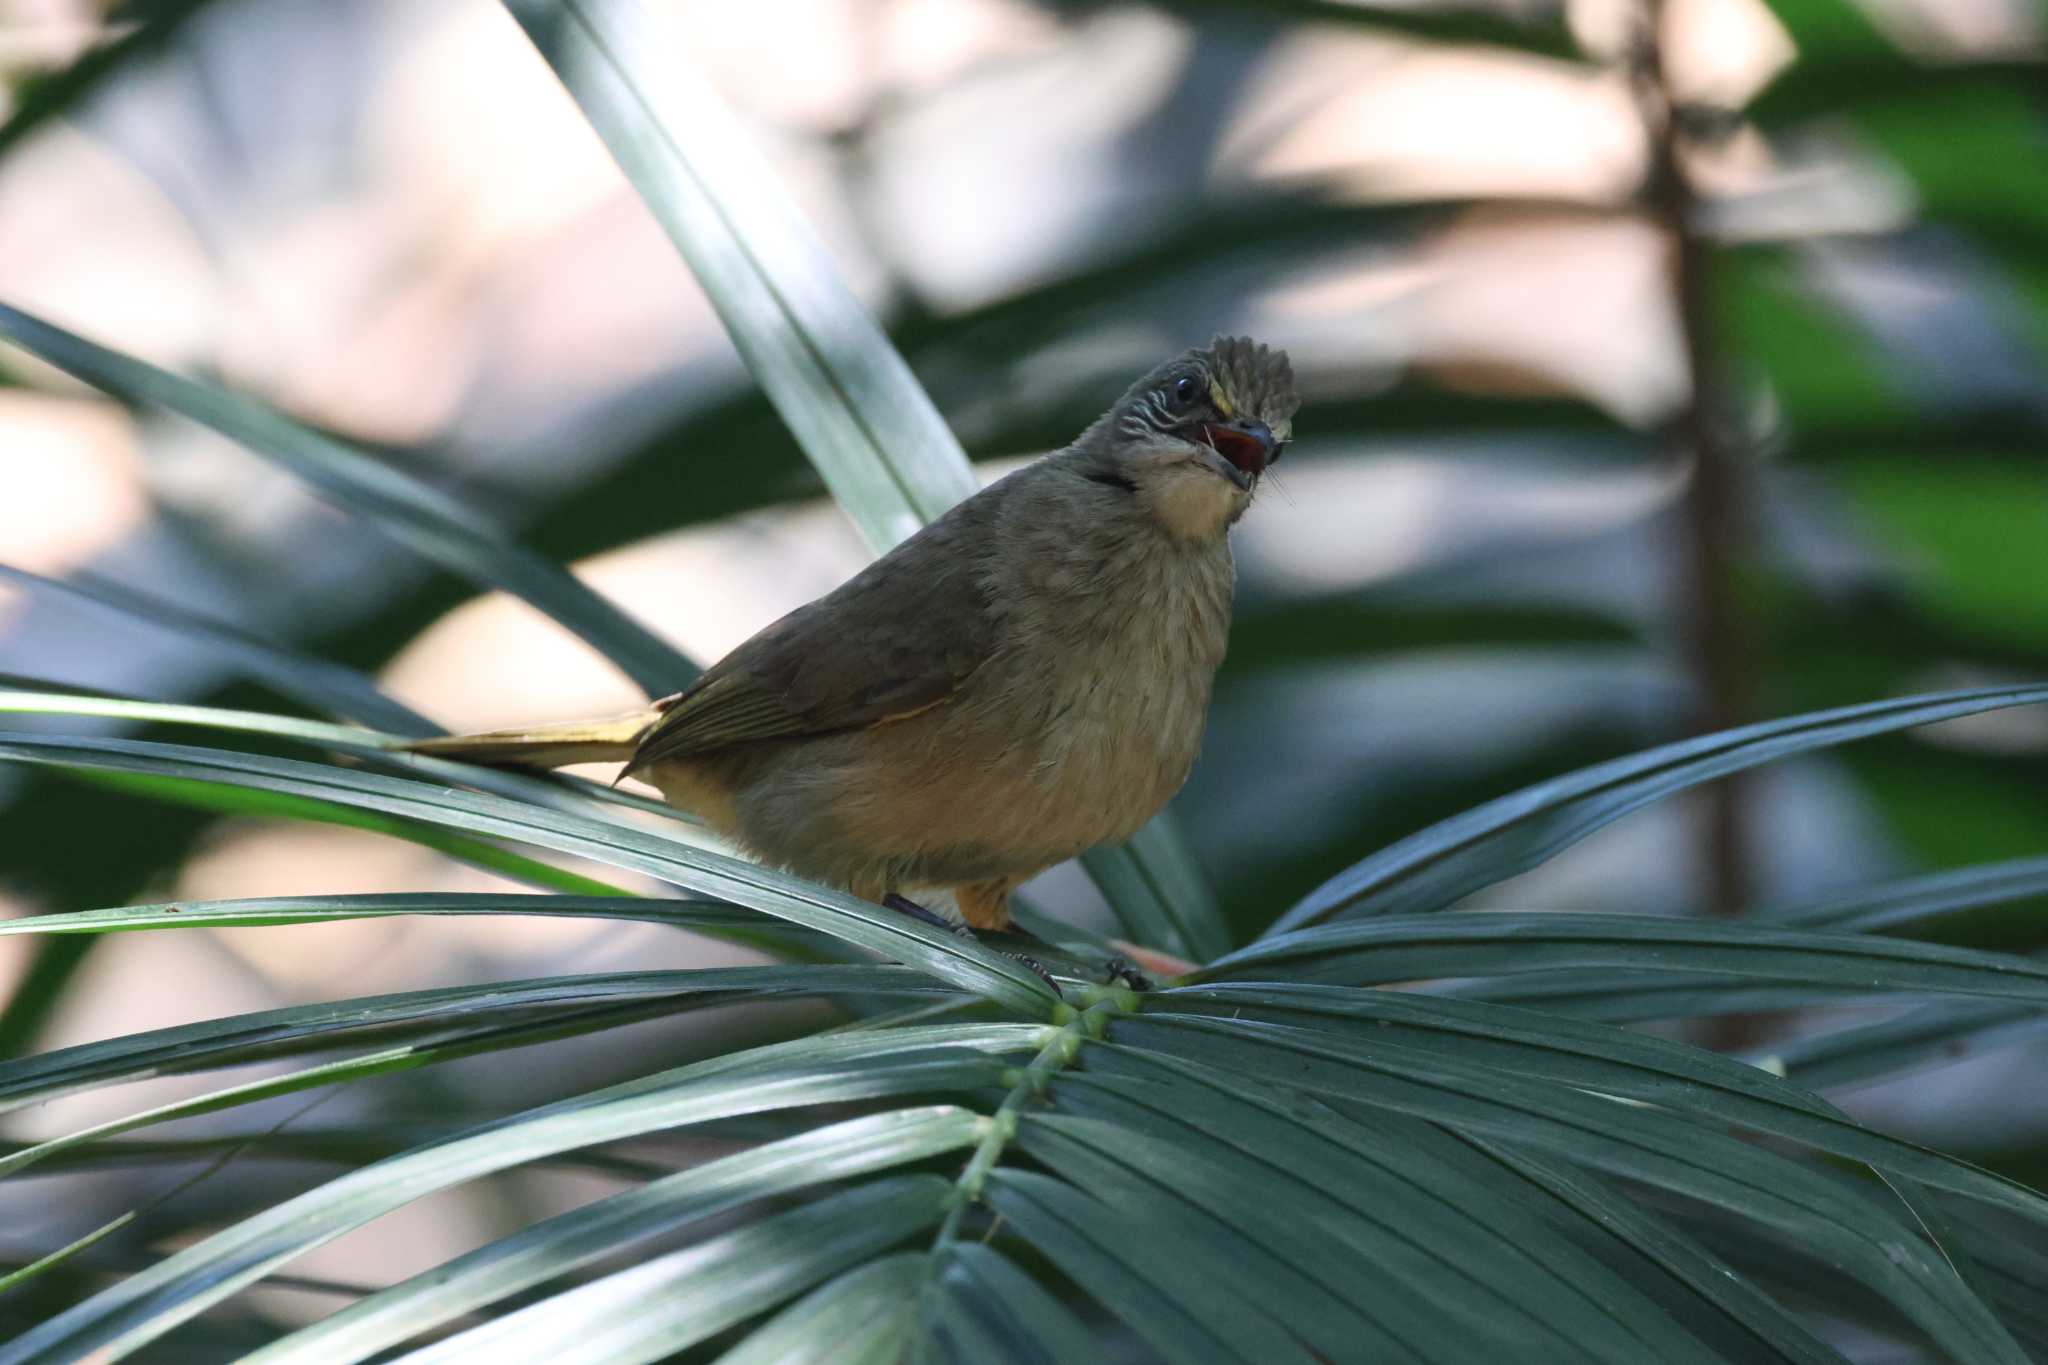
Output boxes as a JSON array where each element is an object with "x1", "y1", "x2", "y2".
[{"x1": 1195, "y1": 418, "x2": 1277, "y2": 491}]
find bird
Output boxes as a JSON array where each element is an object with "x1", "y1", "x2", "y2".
[{"x1": 409, "y1": 336, "x2": 1298, "y2": 985}]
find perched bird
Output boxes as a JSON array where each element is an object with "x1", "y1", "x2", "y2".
[{"x1": 411, "y1": 336, "x2": 1297, "y2": 977}]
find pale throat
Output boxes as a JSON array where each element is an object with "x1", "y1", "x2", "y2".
[{"x1": 1141, "y1": 462, "x2": 1250, "y2": 541}]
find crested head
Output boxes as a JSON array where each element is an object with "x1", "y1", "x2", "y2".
[
  {"x1": 1069, "y1": 335, "x2": 1299, "y2": 541},
  {"x1": 1201, "y1": 335, "x2": 1300, "y2": 445}
]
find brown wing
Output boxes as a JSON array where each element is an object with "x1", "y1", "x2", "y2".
[{"x1": 625, "y1": 509, "x2": 995, "y2": 775}]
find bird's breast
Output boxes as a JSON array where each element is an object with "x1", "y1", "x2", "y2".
[{"x1": 988, "y1": 535, "x2": 1234, "y2": 848}]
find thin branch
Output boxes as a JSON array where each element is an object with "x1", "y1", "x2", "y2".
[{"x1": 1634, "y1": 3, "x2": 1756, "y2": 922}]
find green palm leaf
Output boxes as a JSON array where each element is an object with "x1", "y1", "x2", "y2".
[
  {"x1": 247, "y1": 1112, "x2": 978, "y2": 1363},
  {"x1": 0, "y1": 1025, "x2": 1038, "y2": 1364},
  {"x1": 0, "y1": 730, "x2": 1058, "y2": 1012},
  {"x1": 0, "y1": 304, "x2": 689, "y2": 698},
  {"x1": 1273, "y1": 684, "x2": 2048, "y2": 931}
]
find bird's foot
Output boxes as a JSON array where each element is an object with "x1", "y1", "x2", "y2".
[
  {"x1": 883, "y1": 894, "x2": 1061, "y2": 998},
  {"x1": 882, "y1": 893, "x2": 975, "y2": 940},
  {"x1": 1101, "y1": 956, "x2": 1155, "y2": 992}
]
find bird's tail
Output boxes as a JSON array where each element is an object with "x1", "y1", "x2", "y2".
[{"x1": 404, "y1": 708, "x2": 657, "y2": 771}]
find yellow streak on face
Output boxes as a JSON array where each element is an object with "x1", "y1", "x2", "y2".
[{"x1": 1208, "y1": 380, "x2": 1235, "y2": 418}]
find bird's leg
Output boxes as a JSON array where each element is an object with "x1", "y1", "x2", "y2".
[
  {"x1": 882, "y1": 893, "x2": 1061, "y2": 997},
  {"x1": 881, "y1": 892, "x2": 974, "y2": 941},
  {"x1": 990, "y1": 923, "x2": 1154, "y2": 991},
  {"x1": 954, "y1": 879, "x2": 1153, "y2": 992}
]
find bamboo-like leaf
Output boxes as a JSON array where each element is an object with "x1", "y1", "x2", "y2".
[
  {"x1": 1272, "y1": 684, "x2": 2048, "y2": 931},
  {"x1": 395, "y1": 1177, "x2": 951, "y2": 1365},
  {"x1": 1765, "y1": 855, "x2": 2048, "y2": 932},
  {"x1": 1, "y1": 998, "x2": 720, "y2": 1183},
  {"x1": 0, "y1": 302, "x2": 689, "y2": 696},
  {"x1": 1137, "y1": 992, "x2": 2048, "y2": 1225},
  {"x1": 71, "y1": 761, "x2": 634, "y2": 899},
  {"x1": 0, "y1": 1025, "x2": 1040, "y2": 1365},
  {"x1": 1148, "y1": 996, "x2": 2010, "y2": 1358},
  {"x1": 715, "y1": 1253, "x2": 923, "y2": 1365},
  {"x1": 1444, "y1": 970, "x2": 1877, "y2": 1021},
  {"x1": 0, "y1": 563, "x2": 430, "y2": 734},
  {"x1": 1120, "y1": 817, "x2": 1230, "y2": 960},
  {"x1": 1022, "y1": 1101, "x2": 1705, "y2": 1363},
  {"x1": 1003, "y1": 1123, "x2": 1324, "y2": 1363},
  {"x1": 499, "y1": 0, "x2": 972, "y2": 543},
  {"x1": 0, "y1": 731, "x2": 1059, "y2": 1012},
  {"x1": 1206, "y1": 912, "x2": 2048, "y2": 1007},
  {"x1": 0, "y1": 685, "x2": 688, "y2": 827},
  {"x1": 0, "y1": 892, "x2": 789, "y2": 942},
  {"x1": 920, "y1": 1243, "x2": 1110, "y2": 1365},
  {"x1": 1043, "y1": 1073, "x2": 1497, "y2": 1361},
  {"x1": 1461, "y1": 1137, "x2": 1847, "y2": 1365},
  {"x1": 1769, "y1": 998, "x2": 2045, "y2": 1090},
  {"x1": 1051, "y1": 1057, "x2": 1808, "y2": 1365},
  {"x1": 982, "y1": 1169, "x2": 1250, "y2": 1364},
  {"x1": 250, "y1": 1112, "x2": 977, "y2": 1364},
  {"x1": 1095, "y1": 1021, "x2": 2027, "y2": 1362},
  {"x1": 499, "y1": 0, "x2": 1225, "y2": 961},
  {"x1": 0, "y1": 964, "x2": 947, "y2": 1119}
]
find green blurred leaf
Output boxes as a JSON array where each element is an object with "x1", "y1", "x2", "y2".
[
  {"x1": 1754, "y1": 0, "x2": 1900, "y2": 67},
  {"x1": 0, "y1": 685, "x2": 691, "y2": 830},
  {"x1": 68, "y1": 764, "x2": 633, "y2": 899},
  {"x1": 0, "y1": 1, "x2": 221, "y2": 160},
  {"x1": 1838, "y1": 85, "x2": 2048, "y2": 246},
  {"x1": 1167, "y1": 0, "x2": 1581, "y2": 58},
  {"x1": 1716, "y1": 249, "x2": 1909, "y2": 431},
  {"x1": 1833, "y1": 455, "x2": 2048, "y2": 649}
]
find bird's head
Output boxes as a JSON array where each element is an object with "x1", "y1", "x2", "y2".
[{"x1": 1077, "y1": 335, "x2": 1299, "y2": 540}]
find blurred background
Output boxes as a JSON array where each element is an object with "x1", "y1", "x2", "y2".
[{"x1": 3, "y1": 0, "x2": 2046, "y2": 1338}]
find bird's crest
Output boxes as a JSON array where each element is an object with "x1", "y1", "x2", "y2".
[{"x1": 1204, "y1": 335, "x2": 1299, "y2": 444}]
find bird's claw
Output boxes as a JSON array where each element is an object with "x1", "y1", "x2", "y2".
[
  {"x1": 1102, "y1": 956, "x2": 1154, "y2": 992},
  {"x1": 882, "y1": 894, "x2": 1062, "y2": 998},
  {"x1": 1006, "y1": 952, "x2": 1063, "y2": 998}
]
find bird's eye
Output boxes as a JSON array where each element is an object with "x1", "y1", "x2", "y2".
[{"x1": 1171, "y1": 375, "x2": 1201, "y2": 406}]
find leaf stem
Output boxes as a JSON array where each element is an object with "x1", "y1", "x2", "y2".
[
  {"x1": 1634, "y1": 1, "x2": 1758, "y2": 933},
  {"x1": 930, "y1": 988, "x2": 1138, "y2": 1252}
]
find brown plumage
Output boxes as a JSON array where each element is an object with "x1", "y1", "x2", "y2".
[{"x1": 410, "y1": 336, "x2": 1299, "y2": 939}]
